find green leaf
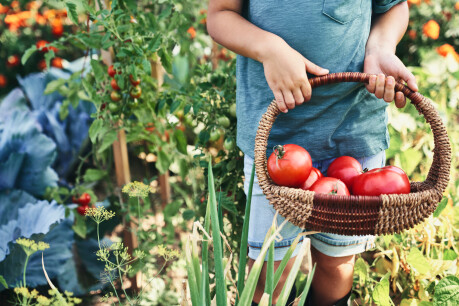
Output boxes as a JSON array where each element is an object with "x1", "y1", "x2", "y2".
[
  {"x1": 207, "y1": 159, "x2": 227, "y2": 306},
  {"x1": 399, "y1": 148, "x2": 423, "y2": 176},
  {"x1": 0, "y1": 275, "x2": 8, "y2": 289},
  {"x1": 443, "y1": 249, "x2": 457, "y2": 261},
  {"x1": 236, "y1": 163, "x2": 255, "y2": 305},
  {"x1": 373, "y1": 273, "x2": 392, "y2": 306},
  {"x1": 82, "y1": 78, "x2": 96, "y2": 99},
  {"x1": 21, "y1": 45, "x2": 37, "y2": 65},
  {"x1": 182, "y1": 209, "x2": 195, "y2": 220},
  {"x1": 159, "y1": 49, "x2": 172, "y2": 74},
  {"x1": 148, "y1": 35, "x2": 162, "y2": 52},
  {"x1": 434, "y1": 197, "x2": 448, "y2": 218},
  {"x1": 88, "y1": 119, "x2": 103, "y2": 143},
  {"x1": 174, "y1": 129, "x2": 187, "y2": 155},
  {"x1": 90, "y1": 59, "x2": 105, "y2": 81},
  {"x1": 170, "y1": 100, "x2": 181, "y2": 113},
  {"x1": 433, "y1": 276, "x2": 459, "y2": 306},
  {"x1": 97, "y1": 130, "x2": 118, "y2": 154},
  {"x1": 83, "y1": 169, "x2": 107, "y2": 183},
  {"x1": 72, "y1": 214, "x2": 87, "y2": 239},
  {"x1": 156, "y1": 150, "x2": 171, "y2": 174},
  {"x1": 44, "y1": 78, "x2": 67, "y2": 95},
  {"x1": 354, "y1": 257, "x2": 368, "y2": 286},
  {"x1": 142, "y1": 58, "x2": 152, "y2": 75},
  {"x1": 383, "y1": 234, "x2": 393, "y2": 249},
  {"x1": 407, "y1": 248, "x2": 430, "y2": 275},
  {"x1": 65, "y1": 2, "x2": 79, "y2": 24},
  {"x1": 158, "y1": 5, "x2": 172, "y2": 20},
  {"x1": 44, "y1": 50, "x2": 55, "y2": 69}
]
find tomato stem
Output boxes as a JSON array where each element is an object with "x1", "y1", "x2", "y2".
[{"x1": 273, "y1": 145, "x2": 285, "y2": 168}]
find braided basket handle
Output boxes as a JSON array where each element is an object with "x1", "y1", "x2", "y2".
[{"x1": 254, "y1": 72, "x2": 451, "y2": 198}]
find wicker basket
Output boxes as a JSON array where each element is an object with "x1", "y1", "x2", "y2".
[{"x1": 254, "y1": 72, "x2": 451, "y2": 236}]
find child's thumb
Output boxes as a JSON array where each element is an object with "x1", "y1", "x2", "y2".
[{"x1": 303, "y1": 58, "x2": 329, "y2": 76}]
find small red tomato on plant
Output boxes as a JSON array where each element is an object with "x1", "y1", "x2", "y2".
[
  {"x1": 0, "y1": 74, "x2": 7, "y2": 88},
  {"x1": 129, "y1": 74, "x2": 141, "y2": 86},
  {"x1": 352, "y1": 166, "x2": 410, "y2": 196},
  {"x1": 108, "y1": 65, "x2": 117, "y2": 77},
  {"x1": 309, "y1": 177, "x2": 350, "y2": 196},
  {"x1": 78, "y1": 193, "x2": 91, "y2": 205},
  {"x1": 6, "y1": 55, "x2": 20, "y2": 68},
  {"x1": 111, "y1": 78, "x2": 121, "y2": 91},
  {"x1": 110, "y1": 91, "x2": 122, "y2": 102},
  {"x1": 301, "y1": 167, "x2": 323, "y2": 190},
  {"x1": 77, "y1": 205, "x2": 89, "y2": 216},
  {"x1": 51, "y1": 57, "x2": 63, "y2": 68},
  {"x1": 327, "y1": 156, "x2": 362, "y2": 192},
  {"x1": 267, "y1": 144, "x2": 312, "y2": 188},
  {"x1": 129, "y1": 86, "x2": 142, "y2": 98},
  {"x1": 37, "y1": 59, "x2": 47, "y2": 71}
]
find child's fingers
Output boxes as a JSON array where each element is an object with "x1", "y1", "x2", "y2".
[
  {"x1": 366, "y1": 75, "x2": 377, "y2": 93},
  {"x1": 293, "y1": 88, "x2": 304, "y2": 105},
  {"x1": 374, "y1": 74, "x2": 385, "y2": 99},
  {"x1": 394, "y1": 91, "x2": 406, "y2": 108},
  {"x1": 282, "y1": 90, "x2": 296, "y2": 110},
  {"x1": 300, "y1": 83, "x2": 312, "y2": 102},
  {"x1": 303, "y1": 58, "x2": 329, "y2": 76},
  {"x1": 274, "y1": 90, "x2": 288, "y2": 113},
  {"x1": 383, "y1": 76, "x2": 395, "y2": 102},
  {"x1": 399, "y1": 69, "x2": 418, "y2": 92}
]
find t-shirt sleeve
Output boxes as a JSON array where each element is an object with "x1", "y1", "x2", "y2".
[{"x1": 372, "y1": 0, "x2": 407, "y2": 14}]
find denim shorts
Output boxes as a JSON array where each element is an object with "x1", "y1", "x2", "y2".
[{"x1": 244, "y1": 151, "x2": 386, "y2": 261}]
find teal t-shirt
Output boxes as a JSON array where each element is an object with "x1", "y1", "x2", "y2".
[{"x1": 236, "y1": 0, "x2": 406, "y2": 161}]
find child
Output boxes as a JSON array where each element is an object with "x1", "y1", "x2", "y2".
[{"x1": 207, "y1": 1, "x2": 417, "y2": 305}]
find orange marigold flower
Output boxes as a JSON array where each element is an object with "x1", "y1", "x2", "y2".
[
  {"x1": 200, "y1": 17, "x2": 206, "y2": 24},
  {"x1": 36, "y1": 13, "x2": 47, "y2": 25},
  {"x1": 200, "y1": 9, "x2": 207, "y2": 15},
  {"x1": 437, "y1": 44, "x2": 455, "y2": 57},
  {"x1": 26, "y1": 1, "x2": 40, "y2": 10},
  {"x1": 187, "y1": 26, "x2": 196, "y2": 39},
  {"x1": 423, "y1": 20, "x2": 440, "y2": 39},
  {"x1": 455, "y1": 2, "x2": 459, "y2": 10},
  {"x1": 0, "y1": 4, "x2": 9, "y2": 14},
  {"x1": 408, "y1": 0, "x2": 421, "y2": 5},
  {"x1": 436, "y1": 44, "x2": 459, "y2": 62},
  {"x1": 408, "y1": 29, "x2": 416, "y2": 39},
  {"x1": 51, "y1": 18, "x2": 64, "y2": 37}
]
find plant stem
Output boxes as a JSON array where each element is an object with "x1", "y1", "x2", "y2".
[
  {"x1": 23, "y1": 254, "x2": 30, "y2": 287},
  {"x1": 97, "y1": 223, "x2": 101, "y2": 249},
  {"x1": 116, "y1": 255, "x2": 131, "y2": 303}
]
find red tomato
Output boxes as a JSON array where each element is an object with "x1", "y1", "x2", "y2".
[
  {"x1": 78, "y1": 193, "x2": 91, "y2": 206},
  {"x1": 36, "y1": 40, "x2": 58, "y2": 53},
  {"x1": 267, "y1": 144, "x2": 312, "y2": 188},
  {"x1": 353, "y1": 166, "x2": 410, "y2": 196},
  {"x1": 111, "y1": 78, "x2": 121, "y2": 91},
  {"x1": 77, "y1": 205, "x2": 89, "y2": 216},
  {"x1": 108, "y1": 65, "x2": 117, "y2": 78},
  {"x1": 129, "y1": 86, "x2": 142, "y2": 98},
  {"x1": 309, "y1": 177, "x2": 350, "y2": 196},
  {"x1": 51, "y1": 57, "x2": 63, "y2": 68},
  {"x1": 110, "y1": 91, "x2": 122, "y2": 102},
  {"x1": 327, "y1": 156, "x2": 362, "y2": 192},
  {"x1": 300, "y1": 167, "x2": 323, "y2": 190},
  {"x1": 6, "y1": 55, "x2": 20, "y2": 68},
  {"x1": 72, "y1": 195, "x2": 80, "y2": 204},
  {"x1": 0, "y1": 74, "x2": 7, "y2": 88},
  {"x1": 129, "y1": 74, "x2": 141, "y2": 86}
]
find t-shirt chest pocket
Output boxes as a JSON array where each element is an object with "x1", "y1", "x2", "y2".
[{"x1": 322, "y1": 0, "x2": 363, "y2": 24}]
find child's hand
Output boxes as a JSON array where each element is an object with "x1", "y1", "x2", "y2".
[
  {"x1": 261, "y1": 36, "x2": 329, "y2": 113},
  {"x1": 364, "y1": 50, "x2": 418, "y2": 108}
]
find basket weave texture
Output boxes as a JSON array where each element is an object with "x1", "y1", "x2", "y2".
[{"x1": 254, "y1": 72, "x2": 451, "y2": 235}]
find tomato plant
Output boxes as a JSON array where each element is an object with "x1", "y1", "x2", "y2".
[
  {"x1": 76, "y1": 205, "x2": 89, "y2": 216},
  {"x1": 300, "y1": 167, "x2": 323, "y2": 190},
  {"x1": 129, "y1": 74, "x2": 141, "y2": 86},
  {"x1": 129, "y1": 86, "x2": 142, "y2": 98},
  {"x1": 353, "y1": 166, "x2": 410, "y2": 196},
  {"x1": 108, "y1": 65, "x2": 117, "y2": 78},
  {"x1": 309, "y1": 177, "x2": 350, "y2": 195},
  {"x1": 327, "y1": 156, "x2": 362, "y2": 192},
  {"x1": 267, "y1": 144, "x2": 312, "y2": 188}
]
